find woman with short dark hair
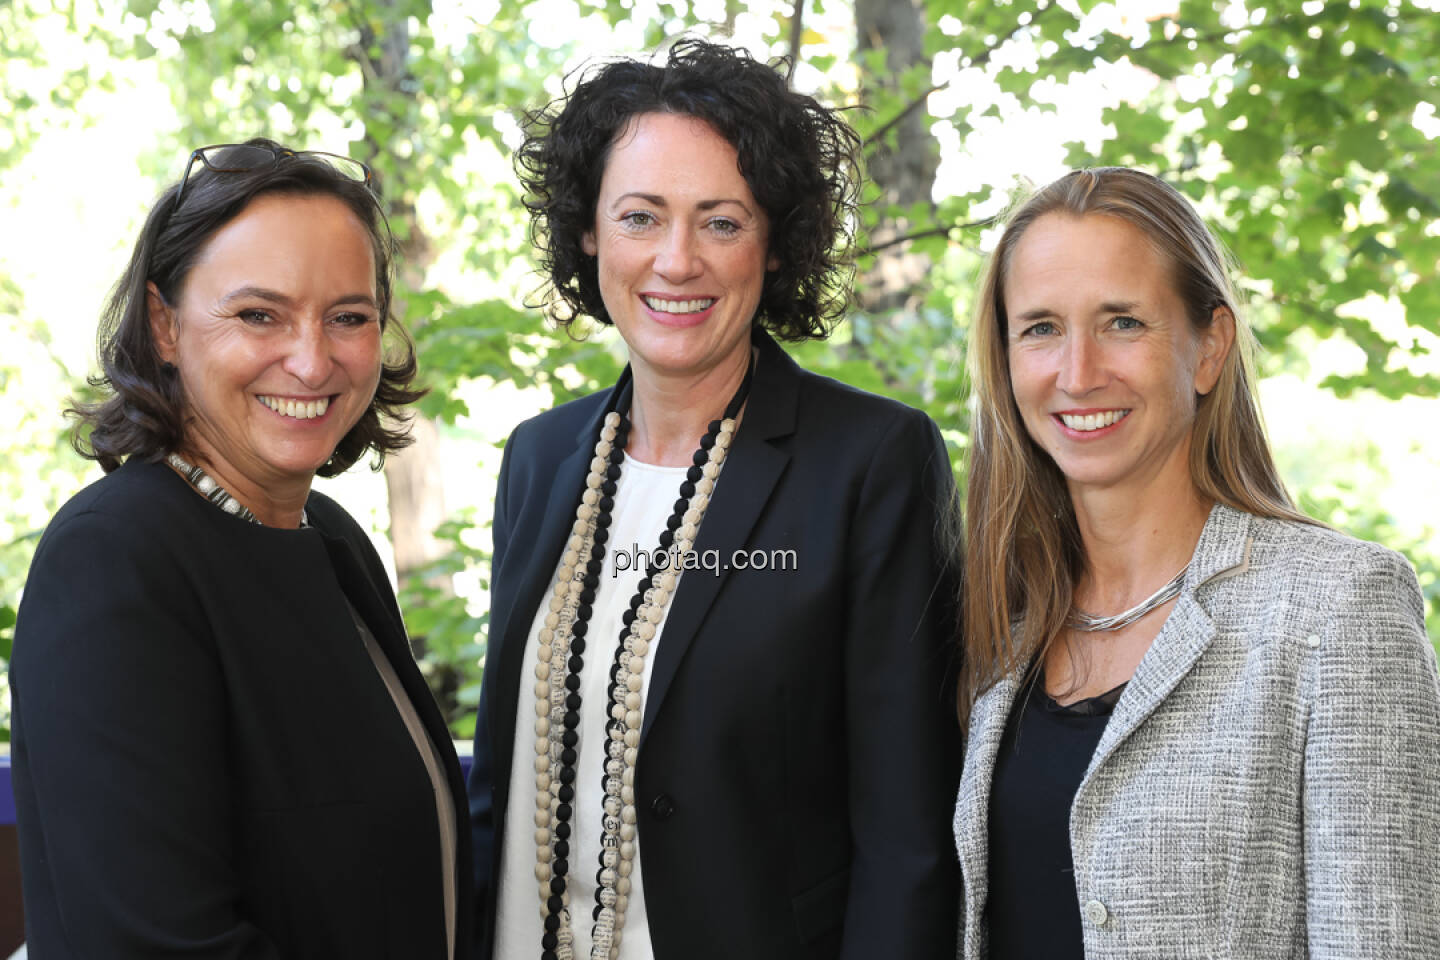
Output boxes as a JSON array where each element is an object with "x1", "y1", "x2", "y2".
[
  {"x1": 469, "y1": 39, "x2": 960, "y2": 960},
  {"x1": 11, "y1": 139, "x2": 471, "y2": 960}
]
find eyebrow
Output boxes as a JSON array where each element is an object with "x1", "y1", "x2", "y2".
[
  {"x1": 1014, "y1": 300, "x2": 1141, "y2": 322},
  {"x1": 218, "y1": 286, "x2": 377, "y2": 310},
  {"x1": 610, "y1": 192, "x2": 755, "y2": 215}
]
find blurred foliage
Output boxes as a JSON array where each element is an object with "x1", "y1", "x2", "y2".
[
  {"x1": 1071, "y1": 0, "x2": 1440, "y2": 400},
  {"x1": 1, "y1": 0, "x2": 1437, "y2": 735},
  {"x1": 397, "y1": 511, "x2": 491, "y2": 739},
  {"x1": 0, "y1": 602, "x2": 14, "y2": 743}
]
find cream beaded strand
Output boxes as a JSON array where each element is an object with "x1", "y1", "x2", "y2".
[{"x1": 531, "y1": 363, "x2": 749, "y2": 960}]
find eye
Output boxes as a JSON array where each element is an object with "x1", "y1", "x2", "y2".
[
  {"x1": 620, "y1": 211, "x2": 657, "y2": 228},
  {"x1": 1114, "y1": 315, "x2": 1143, "y2": 330},
  {"x1": 706, "y1": 217, "x2": 740, "y2": 236},
  {"x1": 238, "y1": 309, "x2": 274, "y2": 326},
  {"x1": 1019, "y1": 320, "x2": 1056, "y2": 338},
  {"x1": 330, "y1": 311, "x2": 374, "y2": 327}
]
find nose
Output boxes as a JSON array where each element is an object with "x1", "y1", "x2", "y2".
[
  {"x1": 1056, "y1": 333, "x2": 1106, "y2": 396},
  {"x1": 281, "y1": 318, "x2": 335, "y2": 388},
  {"x1": 653, "y1": 223, "x2": 702, "y2": 283}
]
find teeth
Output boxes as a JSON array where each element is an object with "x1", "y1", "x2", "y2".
[
  {"x1": 259, "y1": 395, "x2": 330, "y2": 420},
  {"x1": 1060, "y1": 410, "x2": 1128, "y2": 431},
  {"x1": 643, "y1": 296, "x2": 715, "y2": 314}
]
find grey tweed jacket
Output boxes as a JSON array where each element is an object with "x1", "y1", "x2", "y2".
[{"x1": 954, "y1": 503, "x2": 1440, "y2": 959}]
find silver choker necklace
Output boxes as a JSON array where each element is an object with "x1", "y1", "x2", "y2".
[{"x1": 1068, "y1": 566, "x2": 1187, "y2": 633}]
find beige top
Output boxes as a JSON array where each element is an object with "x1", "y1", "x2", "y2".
[{"x1": 350, "y1": 605, "x2": 457, "y2": 960}]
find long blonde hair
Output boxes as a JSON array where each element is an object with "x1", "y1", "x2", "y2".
[{"x1": 959, "y1": 167, "x2": 1309, "y2": 728}]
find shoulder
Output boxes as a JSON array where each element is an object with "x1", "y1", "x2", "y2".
[
  {"x1": 1208, "y1": 506, "x2": 1428, "y2": 662},
  {"x1": 1242, "y1": 511, "x2": 1419, "y2": 607},
  {"x1": 793, "y1": 362, "x2": 935, "y2": 430},
  {"x1": 780, "y1": 361, "x2": 945, "y2": 465},
  {"x1": 502, "y1": 388, "x2": 612, "y2": 466},
  {"x1": 16, "y1": 462, "x2": 213, "y2": 668},
  {"x1": 34, "y1": 459, "x2": 199, "y2": 560}
]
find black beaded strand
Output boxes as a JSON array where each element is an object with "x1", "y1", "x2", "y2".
[{"x1": 538, "y1": 355, "x2": 753, "y2": 960}]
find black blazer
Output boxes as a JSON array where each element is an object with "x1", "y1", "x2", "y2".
[
  {"x1": 469, "y1": 331, "x2": 961, "y2": 959},
  {"x1": 11, "y1": 459, "x2": 473, "y2": 960}
]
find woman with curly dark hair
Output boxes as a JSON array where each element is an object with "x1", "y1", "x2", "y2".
[
  {"x1": 467, "y1": 39, "x2": 960, "y2": 960},
  {"x1": 11, "y1": 139, "x2": 471, "y2": 959}
]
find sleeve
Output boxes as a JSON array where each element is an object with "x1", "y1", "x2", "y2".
[
  {"x1": 10, "y1": 509, "x2": 283, "y2": 960},
  {"x1": 838, "y1": 410, "x2": 962, "y2": 959},
  {"x1": 1303, "y1": 543, "x2": 1440, "y2": 958},
  {"x1": 467, "y1": 422, "x2": 521, "y2": 956}
]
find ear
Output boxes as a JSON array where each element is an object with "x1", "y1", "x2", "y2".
[
  {"x1": 1194, "y1": 305, "x2": 1235, "y2": 396},
  {"x1": 767, "y1": 252, "x2": 780, "y2": 272},
  {"x1": 147, "y1": 282, "x2": 180, "y2": 365},
  {"x1": 581, "y1": 230, "x2": 597, "y2": 257}
]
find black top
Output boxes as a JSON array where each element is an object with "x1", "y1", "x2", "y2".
[{"x1": 986, "y1": 674, "x2": 1125, "y2": 960}]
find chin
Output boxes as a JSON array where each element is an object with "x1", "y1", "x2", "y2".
[
  {"x1": 1052, "y1": 460, "x2": 1131, "y2": 491},
  {"x1": 637, "y1": 346, "x2": 716, "y2": 377},
  {"x1": 267, "y1": 449, "x2": 336, "y2": 481}
]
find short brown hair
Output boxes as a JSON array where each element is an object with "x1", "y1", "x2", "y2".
[{"x1": 73, "y1": 138, "x2": 423, "y2": 477}]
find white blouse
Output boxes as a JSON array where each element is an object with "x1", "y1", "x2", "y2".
[{"x1": 495, "y1": 456, "x2": 692, "y2": 960}]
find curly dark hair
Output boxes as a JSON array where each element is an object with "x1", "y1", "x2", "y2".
[
  {"x1": 516, "y1": 37, "x2": 862, "y2": 341},
  {"x1": 72, "y1": 138, "x2": 424, "y2": 477}
]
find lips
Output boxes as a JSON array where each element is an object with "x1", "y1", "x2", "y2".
[
  {"x1": 258, "y1": 395, "x2": 332, "y2": 420},
  {"x1": 1057, "y1": 409, "x2": 1129, "y2": 431}
]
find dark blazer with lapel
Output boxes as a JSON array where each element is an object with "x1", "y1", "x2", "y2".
[
  {"x1": 469, "y1": 330, "x2": 962, "y2": 960},
  {"x1": 11, "y1": 458, "x2": 473, "y2": 960}
]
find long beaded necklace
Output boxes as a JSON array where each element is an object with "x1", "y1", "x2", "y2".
[{"x1": 532, "y1": 359, "x2": 753, "y2": 960}]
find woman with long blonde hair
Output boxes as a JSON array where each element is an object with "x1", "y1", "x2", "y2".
[{"x1": 953, "y1": 166, "x2": 1439, "y2": 959}]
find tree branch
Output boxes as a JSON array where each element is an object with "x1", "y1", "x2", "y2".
[
  {"x1": 858, "y1": 218, "x2": 995, "y2": 256},
  {"x1": 862, "y1": 3, "x2": 1059, "y2": 150},
  {"x1": 786, "y1": 0, "x2": 804, "y2": 83}
]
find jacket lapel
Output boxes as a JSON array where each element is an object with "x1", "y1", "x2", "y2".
[
  {"x1": 955, "y1": 670, "x2": 1024, "y2": 958},
  {"x1": 487, "y1": 387, "x2": 618, "y2": 805},
  {"x1": 639, "y1": 331, "x2": 797, "y2": 750},
  {"x1": 1080, "y1": 504, "x2": 1253, "y2": 783}
]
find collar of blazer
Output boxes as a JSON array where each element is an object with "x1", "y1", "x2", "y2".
[
  {"x1": 495, "y1": 327, "x2": 804, "y2": 763},
  {"x1": 954, "y1": 503, "x2": 1255, "y2": 936}
]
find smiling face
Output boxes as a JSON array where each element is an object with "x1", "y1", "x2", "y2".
[
  {"x1": 582, "y1": 111, "x2": 776, "y2": 382},
  {"x1": 1004, "y1": 212, "x2": 1230, "y2": 499},
  {"x1": 149, "y1": 191, "x2": 382, "y2": 505}
]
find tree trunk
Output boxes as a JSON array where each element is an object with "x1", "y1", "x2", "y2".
[
  {"x1": 854, "y1": 0, "x2": 937, "y2": 318},
  {"x1": 383, "y1": 412, "x2": 447, "y2": 586},
  {"x1": 354, "y1": 1, "x2": 452, "y2": 602}
]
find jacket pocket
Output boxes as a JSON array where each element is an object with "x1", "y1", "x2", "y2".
[{"x1": 791, "y1": 866, "x2": 850, "y2": 944}]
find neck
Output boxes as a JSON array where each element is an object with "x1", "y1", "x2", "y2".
[
  {"x1": 1069, "y1": 448, "x2": 1211, "y2": 612},
  {"x1": 179, "y1": 443, "x2": 311, "y2": 529},
  {"x1": 626, "y1": 347, "x2": 751, "y2": 466}
]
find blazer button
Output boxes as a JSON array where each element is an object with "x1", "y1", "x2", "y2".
[
  {"x1": 1083, "y1": 899, "x2": 1109, "y2": 928},
  {"x1": 650, "y1": 794, "x2": 675, "y2": 820}
]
